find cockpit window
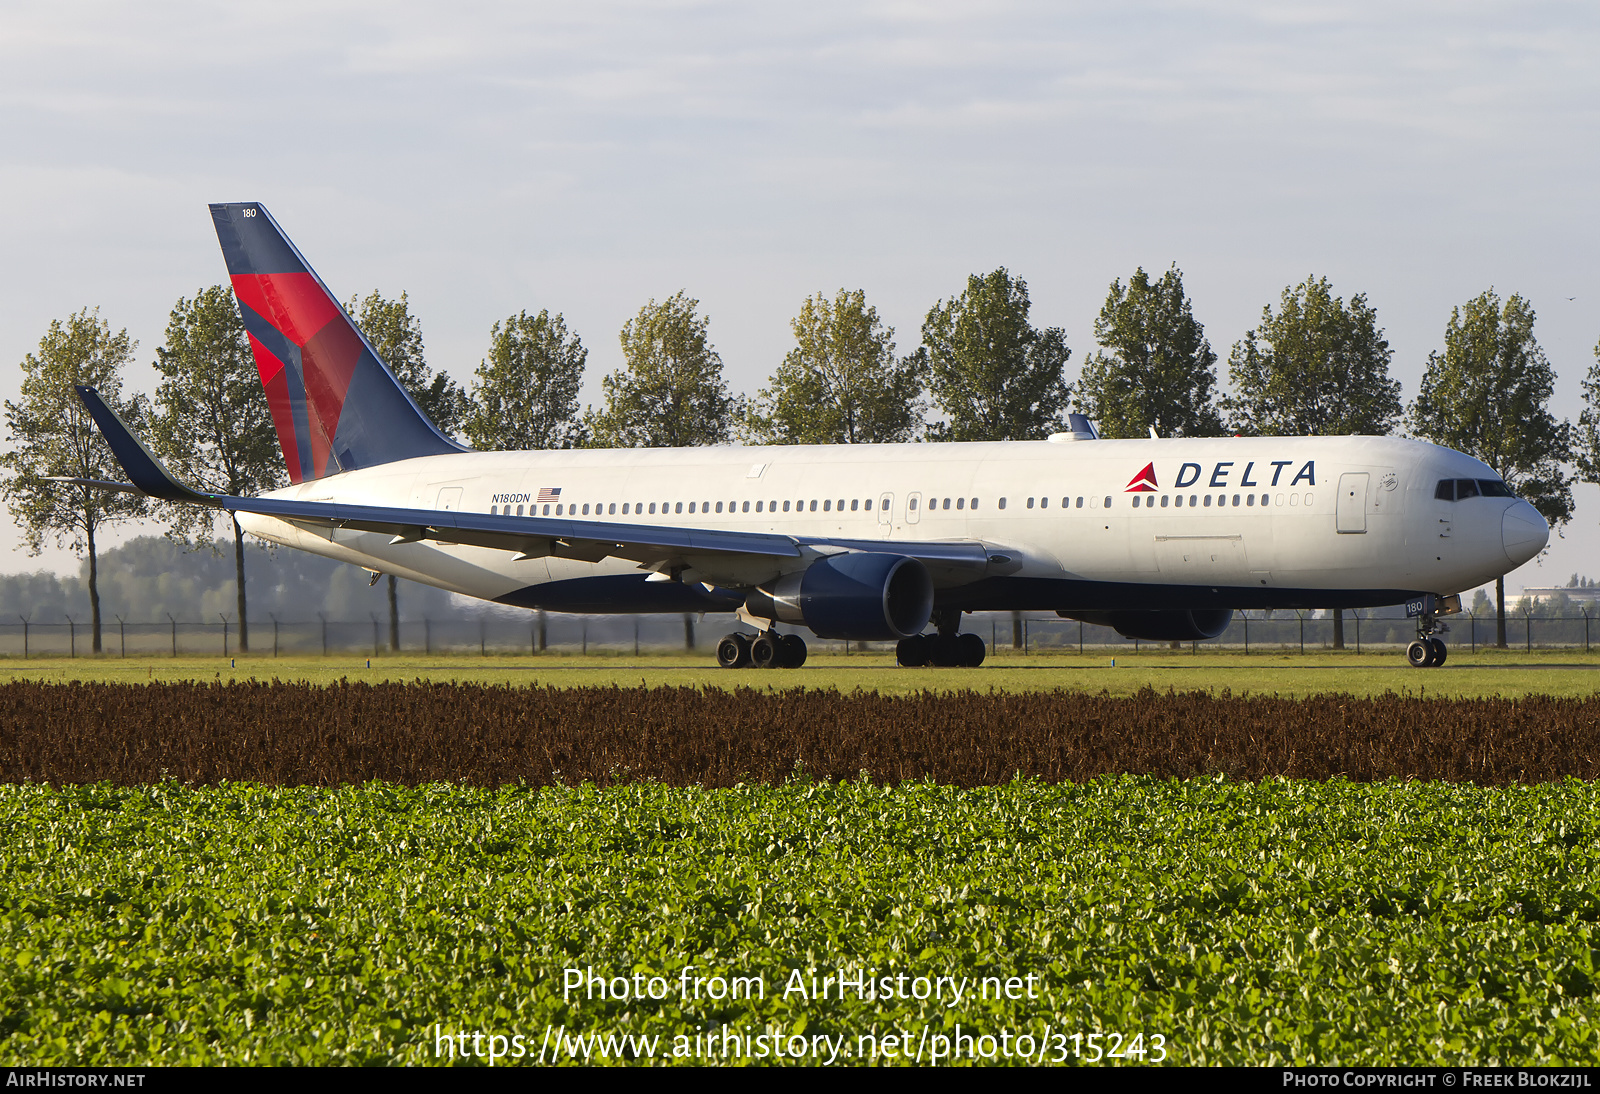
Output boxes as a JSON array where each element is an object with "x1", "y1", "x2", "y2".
[{"x1": 1438, "y1": 477, "x2": 1515, "y2": 501}]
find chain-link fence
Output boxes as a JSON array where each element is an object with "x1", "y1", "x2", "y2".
[{"x1": 1, "y1": 608, "x2": 1594, "y2": 658}]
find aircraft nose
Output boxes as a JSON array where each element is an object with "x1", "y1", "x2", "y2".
[{"x1": 1502, "y1": 500, "x2": 1549, "y2": 567}]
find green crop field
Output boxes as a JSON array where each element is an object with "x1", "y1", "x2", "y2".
[
  {"x1": 2, "y1": 777, "x2": 1597, "y2": 1066},
  {"x1": 3, "y1": 648, "x2": 1600, "y2": 699},
  {"x1": 4, "y1": 667, "x2": 1599, "y2": 1067}
]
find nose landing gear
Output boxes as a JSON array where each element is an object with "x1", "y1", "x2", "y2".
[{"x1": 1405, "y1": 614, "x2": 1448, "y2": 668}]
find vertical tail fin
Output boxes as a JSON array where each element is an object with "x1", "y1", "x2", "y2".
[{"x1": 210, "y1": 203, "x2": 463, "y2": 483}]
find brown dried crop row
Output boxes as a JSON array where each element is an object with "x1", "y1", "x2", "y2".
[{"x1": 0, "y1": 681, "x2": 1596, "y2": 788}]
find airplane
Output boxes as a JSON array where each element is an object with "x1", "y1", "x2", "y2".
[{"x1": 66, "y1": 202, "x2": 1551, "y2": 670}]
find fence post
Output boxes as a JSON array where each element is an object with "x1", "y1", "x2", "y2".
[
  {"x1": 425, "y1": 618, "x2": 431, "y2": 656},
  {"x1": 371, "y1": 614, "x2": 380, "y2": 658},
  {"x1": 480, "y1": 619, "x2": 486, "y2": 657},
  {"x1": 271, "y1": 614, "x2": 279, "y2": 658},
  {"x1": 582, "y1": 619, "x2": 588, "y2": 655},
  {"x1": 1297, "y1": 610, "x2": 1304, "y2": 654},
  {"x1": 1585, "y1": 608, "x2": 1590, "y2": 653},
  {"x1": 167, "y1": 613, "x2": 177, "y2": 657},
  {"x1": 1023, "y1": 620, "x2": 1029, "y2": 655},
  {"x1": 1354, "y1": 612, "x2": 1361, "y2": 654},
  {"x1": 67, "y1": 615, "x2": 75, "y2": 658},
  {"x1": 319, "y1": 613, "x2": 328, "y2": 657},
  {"x1": 18, "y1": 615, "x2": 28, "y2": 660},
  {"x1": 1526, "y1": 608, "x2": 1532, "y2": 652},
  {"x1": 1244, "y1": 614, "x2": 1249, "y2": 654},
  {"x1": 1078, "y1": 620, "x2": 1083, "y2": 654},
  {"x1": 1470, "y1": 612, "x2": 1476, "y2": 653},
  {"x1": 220, "y1": 614, "x2": 229, "y2": 657},
  {"x1": 116, "y1": 615, "x2": 125, "y2": 658},
  {"x1": 634, "y1": 618, "x2": 640, "y2": 657}
]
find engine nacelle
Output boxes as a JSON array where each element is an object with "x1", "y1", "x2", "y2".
[
  {"x1": 1058, "y1": 608, "x2": 1234, "y2": 642},
  {"x1": 745, "y1": 553, "x2": 933, "y2": 641}
]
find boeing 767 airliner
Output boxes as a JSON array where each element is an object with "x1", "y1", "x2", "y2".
[{"x1": 66, "y1": 203, "x2": 1549, "y2": 669}]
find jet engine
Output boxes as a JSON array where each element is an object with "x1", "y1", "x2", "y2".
[
  {"x1": 1058, "y1": 608, "x2": 1234, "y2": 642},
  {"x1": 745, "y1": 553, "x2": 933, "y2": 641}
]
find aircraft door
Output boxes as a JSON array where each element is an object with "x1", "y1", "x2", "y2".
[
  {"x1": 877, "y1": 493, "x2": 893, "y2": 538},
  {"x1": 1336, "y1": 473, "x2": 1368, "y2": 533},
  {"x1": 906, "y1": 491, "x2": 922, "y2": 525}
]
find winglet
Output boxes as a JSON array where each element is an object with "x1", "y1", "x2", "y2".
[{"x1": 73, "y1": 386, "x2": 212, "y2": 504}]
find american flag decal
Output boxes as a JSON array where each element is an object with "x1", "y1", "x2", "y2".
[{"x1": 537, "y1": 487, "x2": 562, "y2": 503}]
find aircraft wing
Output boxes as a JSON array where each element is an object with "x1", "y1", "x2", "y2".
[{"x1": 72, "y1": 385, "x2": 991, "y2": 577}]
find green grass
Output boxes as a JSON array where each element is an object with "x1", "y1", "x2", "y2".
[
  {"x1": 3, "y1": 648, "x2": 1599, "y2": 698},
  {"x1": 3, "y1": 777, "x2": 1598, "y2": 1066}
]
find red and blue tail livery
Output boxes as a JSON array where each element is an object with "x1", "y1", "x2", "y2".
[{"x1": 210, "y1": 203, "x2": 461, "y2": 482}]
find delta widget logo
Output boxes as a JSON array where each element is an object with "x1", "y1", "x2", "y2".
[{"x1": 1125, "y1": 463, "x2": 1158, "y2": 492}]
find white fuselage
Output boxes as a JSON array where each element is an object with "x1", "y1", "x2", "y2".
[{"x1": 237, "y1": 434, "x2": 1545, "y2": 615}]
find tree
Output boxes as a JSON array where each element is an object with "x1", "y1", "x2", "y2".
[
  {"x1": 586, "y1": 292, "x2": 738, "y2": 448},
  {"x1": 1076, "y1": 264, "x2": 1224, "y2": 438},
  {"x1": 749, "y1": 290, "x2": 924, "y2": 445},
  {"x1": 347, "y1": 291, "x2": 469, "y2": 440},
  {"x1": 1575, "y1": 336, "x2": 1600, "y2": 486},
  {"x1": 148, "y1": 286, "x2": 285, "y2": 653},
  {"x1": 464, "y1": 310, "x2": 588, "y2": 450},
  {"x1": 0, "y1": 309, "x2": 146, "y2": 653},
  {"x1": 347, "y1": 290, "x2": 467, "y2": 649},
  {"x1": 1224, "y1": 276, "x2": 1402, "y2": 437},
  {"x1": 921, "y1": 269, "x2": 1072, "y2": 441},
  {"x1": 1408, "y1": 290, "x2": 1573, "y2": 648}
]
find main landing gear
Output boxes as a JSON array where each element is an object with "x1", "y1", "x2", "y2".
[
  {"x1": 716, "y1": 629, "x2": 807, "y2": 669},
  {"x1": 895, "y1": 610, "x2": 987, "y2": 668},
  {"x1": 1405, "y1": 614, "x2": 1448, "y2": 668}
]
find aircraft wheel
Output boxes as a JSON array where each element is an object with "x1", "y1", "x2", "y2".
[
  {"x1": 958, "y1": 632, "x2": 987, "y2": 667},
  {"x1": 716, "y1": 632, "x2": 751, "y2": 669},
  {"x1": 751, "y1": 633, "x2": 782, "y2": 669},
  {"x1": 930, "y1": 634, "x2": 962, "y2": 667},
  {"x1": 896, "y1": 634, "x2": 929, "y2": 667},
  {"x1": 779, "y1": 633, "x2": 808, "y2": 669},
  {"x1": 1406, "y1": 640, "x2": 1433, "y2": 668},
  {"x1": 1429, "y1": 637, "x2": 1447, "y2": 667}
]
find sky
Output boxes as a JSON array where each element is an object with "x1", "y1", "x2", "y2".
[{"x1": 1, "y1": 0, "x2": 1596, "y2": 599}]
